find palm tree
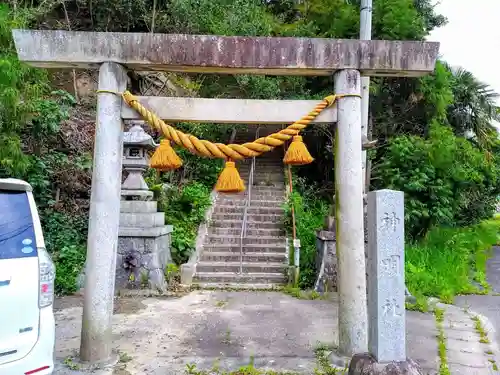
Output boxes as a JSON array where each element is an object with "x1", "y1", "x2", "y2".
[{"x1": 446, "y1": 64, "x2": 500, "y2": 148}]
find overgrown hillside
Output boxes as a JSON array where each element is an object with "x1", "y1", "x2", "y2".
[{"x1": 1, "y1": 1, "x2": 499, "y2": 299}]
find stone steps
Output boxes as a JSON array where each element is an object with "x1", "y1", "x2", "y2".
[
  {"x1": 221, "y1": 185, "x2": 284, "y2": 192},
  {"x1": 239, "y1": 166, "x2": 284, "y2": 171},
  {"x1": 221, "y1": 195, "x2": 284, "y2": 202},
  {"x1": 217, "y1": 193, "x2": 285, "y2": 201},
  {"x1": 240, "y1": 173, "x2": 284, "y2": 180},
  {"x1": 239, "y1": 164, "x2": 283, "y2": 167},
  {"x1": 240, "y1": 164, "x2": 284, "y2": 167},
  {"x1": 209, "y1": 227, "x2": 285, "y2": 237},
  {"x1": 193, "y1": 282, "x2": 282, "y2": 290},
  {"x1": 242, "y1": 181, "x2": 284, "y2": 187},
  {"x1": 210, "y1": 220, "x2": 282, "y2": 229},
  {"x1": 200, "y1": 251, "x2": 287, "y2": 263},
  {"x1": 193, "y1": 272, "x2": 287, "y2": 284},
  {"x1": 244, "y1": 182, "x2": 283, "y2": 188},
  {"x1": 214, "y1": 205, "x2": 284, "y2": 215},
  {"x1": 216, "y1": 198, "x2": 284, "y2": 206},
  {"x1": 192, "y1": 130, "x2": 288, "y2": 289},
  {"x1": 238, "y1": 168, "x2": 284, "y2": 174},
  {"x1": 203, "y1": 244, "x2": 287, "y2": 253},
  {"x1": 220, "y1": 187, "x2": 285, "y2": 193},
  {"x1": 205, "y1": 235, "x2": 286, "y2": 245},
  {"x1": 243, "y1": 179, "x2": 284, "y2": 184},
  {"x1": 196, "y1": 261, "x2": 287, "y2": 273},
  {"x1": 214, "y1": 199, "x2": 284, "y2": 208},
  {"x1": 239, "y1": 167, "x2": 285, "y2": 174},
  {"x1": 238, "y1": 161, "x2": 284, "y2": 165},
  {"x1": 211, "y1": 213, "x2": 283, "y2": 223}
]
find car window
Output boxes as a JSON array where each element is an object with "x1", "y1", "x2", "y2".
[{"x1": 0, "y1": 190, "x2": 38, "y2": 259}]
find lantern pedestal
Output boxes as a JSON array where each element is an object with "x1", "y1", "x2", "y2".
[{"x1": 116, "y1": 125, "x2": 173, "y2": 292}]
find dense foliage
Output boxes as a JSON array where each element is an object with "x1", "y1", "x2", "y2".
[
  {"x1": 375, "y1": 124, "x2": 500, "y2": 238},
  {"x1": 406, "y1": 218, "x2": 500, "y2": 304},
  {"x1": 2, "y1": 0, "x2": 500, "y2": 296},
  {"x1": 283, "y1": 178, "x2": 329, "y2": 289}
]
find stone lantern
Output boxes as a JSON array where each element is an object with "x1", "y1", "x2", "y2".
[
  {"x1": 121, "y1": 124, "x2": 156, "y2": 199},
  {"x1": 116, "y1": 123, "x2": 173, "y2": 293}
]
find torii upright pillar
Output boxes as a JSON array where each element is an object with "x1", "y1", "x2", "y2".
[
  {"x1": 334, "y1": 69, "x2": 367, "y2": 356},
  {"x1": 80, "y1": 62, "x2": 128, "y2": 364}
]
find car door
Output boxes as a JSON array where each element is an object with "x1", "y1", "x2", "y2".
[{"x1": 0, "y1": 189, "x2": 40, "y2": 364}]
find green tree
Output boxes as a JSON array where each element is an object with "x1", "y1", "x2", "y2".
[
  {"x1": 445, "y1": 65, "x2": 500, "y2": 148},
  {"x1": 0, "y1": 4, "x2": 49, "y2": 176},
  {"x1": 374, "y1": 124, "x2": 500, "y2": 238}
]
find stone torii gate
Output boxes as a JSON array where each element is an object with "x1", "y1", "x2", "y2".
[{"x1": 12, "y1": 30, "x2": 439, "y2": 368}]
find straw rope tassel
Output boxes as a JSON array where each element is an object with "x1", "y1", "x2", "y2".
[
  {"x1": 150, "y1": 139, "x2": 183, "y2": 171},
  {"x1": 283, "y1": 135, "x2": 314, "y2": 165},
  {"x1": 215, "y1": 161, "x2": 245, "y2": 193}
]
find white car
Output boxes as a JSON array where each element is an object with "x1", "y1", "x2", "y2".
[{"x1": 0, "y1": 179, "x2": 56, "y2": 375}]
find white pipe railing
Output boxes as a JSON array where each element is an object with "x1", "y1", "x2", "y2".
[{"x1": 239, "y1": 127, "x2": 260, "y2": 274}]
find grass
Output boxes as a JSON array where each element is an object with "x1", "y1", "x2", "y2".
[
  {"x1": 119, "y1": 351, "x2": 133, "y2": 363},
  {"x1": 221, "y1": 328, "x2": 232, "y2": 345},
  {"x1": 183, "y1": 346, "x2": 347, "y2": 374},
  {"x1": 310, "y1": 342, "x2": 349, "y2": 374},
  {"x1": 434, "y1": 308, "x2": 451, "y2": 375},
  {"x1": 405, "y1": 294, "x2": 430, "y2": 312},
  {"x1": 471, "y1": 316, "x2": 490, "y2": 344},
  {"x1": 406, "y1": 218, "x2": 500, "y2": 304},
  {"x1": 63, "y1": 356, "x2": 80, "y2": 370},
  {"x1": 283, "y1": 285, "x2": 327, "y2": 300},
  {"x1": 215, "y1": 299, "x2": 229, "y2": 308},
  {"x1": 185, "y1": 365, "x2": 300, "y2": 374}
]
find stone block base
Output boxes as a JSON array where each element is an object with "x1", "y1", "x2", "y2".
[
  {"x1": 117, "y1": 230, "x2": 172, "y2": 292},
  {"x1": 348, "y1": 353, "x2": 423, "y2": 375}
]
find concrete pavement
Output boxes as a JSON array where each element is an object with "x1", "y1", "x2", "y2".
[
  {"x1": 456, "y1": 246, "x2": 500, "y2": 345},
  {"x1": 52, "y1": 245, "x2": 500, "y2": 374},
  {"x1": 452, "y1": 246, "x2": 500, "y2": 374},
  {"x1": 51, "y1": 290, "x2": 499, "y2": 375}
]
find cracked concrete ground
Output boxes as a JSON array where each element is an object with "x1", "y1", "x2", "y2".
[
  {"x1": 53, "y1": 291, "x2": 440, "y2": 375},
  {"x1": 456, "y1": 247, "x2": 500, "y2": 345},
  {"x1": 453, "y1": 246, "x2": 500, "y2": 374},
  {"x1": 438, "y1": 303, "x2": 500, "y2": 374}
]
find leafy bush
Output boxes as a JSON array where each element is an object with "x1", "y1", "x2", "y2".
[
  {"x1": 154, "y1": 181, "x2": 212, "y2": 264},
  {"x1": 174, "y1": 148, "x2": 225, "y2": 187},
  {"x1": 283, "y1": 177, "x2": 328, "y2": 288},
  {"x1": 375, "y1": 124, "x2": 500, "y2": 239},
  {"x1": 406, "y1": 218, "x2": 500, "y2": 303},
  {"x1": 40, "y1": 210, "x2": 88, "y2": 294}
]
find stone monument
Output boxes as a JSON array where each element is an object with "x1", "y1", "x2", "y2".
[
  {"x1": 349, "y1": 189, "x2": 422, "y2": 375},
  {"x1": 116, "y1": 124, "x2": 173, "y2": 292},
  {"x1": 315, "y1": 229, "x2": 338, "y2": 293},
  {"x1": 316, "y1": 198, "x2": 415, "y2": 299}
]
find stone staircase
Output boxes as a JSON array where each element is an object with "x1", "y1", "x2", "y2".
[{"x1": 193, "y1": 127, "x2": 289, "y2": 288}]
